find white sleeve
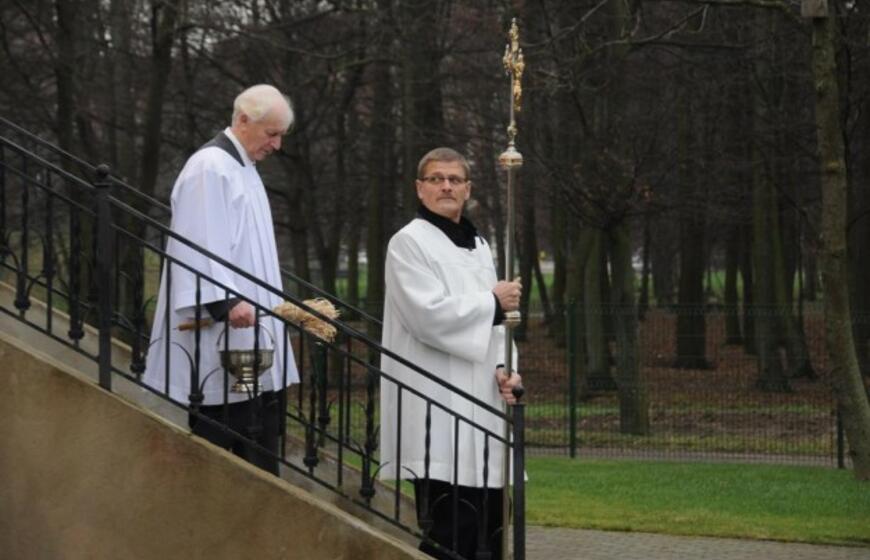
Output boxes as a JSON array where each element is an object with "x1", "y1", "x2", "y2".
[{"x1": 166, "y1": 160, "x2": 242, "y2": 311}]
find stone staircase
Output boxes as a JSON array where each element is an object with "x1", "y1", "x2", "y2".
[{"x1": 0, "y1": 279, "x2": 424, "y2": 558}]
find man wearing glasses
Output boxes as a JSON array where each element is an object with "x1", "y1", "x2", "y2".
[{"x1": 379, "y1": 147, "x2": 523, "y2": 559}]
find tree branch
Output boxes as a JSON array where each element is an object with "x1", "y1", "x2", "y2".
[{"x1": 642, "y1": 0, "x2": 803, "y2": 26}]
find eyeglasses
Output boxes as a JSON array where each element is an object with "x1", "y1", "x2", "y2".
[{"x1": 420, "y1": 175, "x2": 468, "y2": 186}]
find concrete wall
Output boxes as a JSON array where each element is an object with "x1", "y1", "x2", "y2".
[{"x1": 0, "y1": 333, "x2": 425, "y2": 560}]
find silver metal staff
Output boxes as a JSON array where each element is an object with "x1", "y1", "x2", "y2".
[{"x1": 499, "y1": 17, "x2": 524, "y2": 560}]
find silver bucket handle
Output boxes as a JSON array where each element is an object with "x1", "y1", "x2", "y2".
[{"x1": 214, "y1": 319, "x2": 276, "y2": 351}]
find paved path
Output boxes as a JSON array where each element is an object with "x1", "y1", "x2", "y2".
[{"x1": 526, "y1": 527, "x2": 870, "y2": 560}]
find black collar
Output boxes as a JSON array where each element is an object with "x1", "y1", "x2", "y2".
[
  {"x1": 200, "y1": 131, "x2": 245, "y2": 166},
  {"x1": 417, "y1": 204, "x2": 479, "y2": 250}
]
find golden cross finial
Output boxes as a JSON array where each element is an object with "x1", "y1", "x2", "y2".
[{"x1": 503, "y1": 18, "x2": 525, "y2": 115}]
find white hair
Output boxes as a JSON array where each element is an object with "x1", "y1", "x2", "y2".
[{"x1": 232, "y1": 84, "x2": 294, "y2": 131}]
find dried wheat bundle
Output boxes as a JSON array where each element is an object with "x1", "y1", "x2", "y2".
[{"x1": 273, "y1": 298, "x2": 340, "y2": 342}]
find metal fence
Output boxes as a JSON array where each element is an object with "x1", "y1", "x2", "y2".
[{"x1": 518, "y1": 302, "x2": 843, "y2": 466}]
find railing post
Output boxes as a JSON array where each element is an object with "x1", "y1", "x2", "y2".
[
  {"x1": 14, "y1": 156, "x2": 30, "y2": 313},
  {"x1": 317, "y1": 343, "x2": 331, "y2": 447},
  {"x1": 130, "y1": 252, "x2": 146, "y2": 377},
  {"x1": 43, "y1": 173, "x2": 56, "y2": 332},
  {"x1": 0, "y1": 144, "x2": 6, "y2": 260},
  {"x1": 567, "y1": 300, "x2": 577, "y2": 458},
  {"x1": 67, "y1": 200, "x2": 83, "y2": 342},
  {"x1": 511, "y1": 388, "x2": 526, "y2": 560},
  {"x1": 304, "y1": 339, "x2": 324, "y2": 471},
  {"x1": 359, "y1": 365, "x2": 378, "y2": 505},
  {"x1": 95, "y1": 164, "x2": 114, "y2": 390}
]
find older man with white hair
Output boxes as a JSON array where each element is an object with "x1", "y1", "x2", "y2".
[{"x1": 144, "y1": 84, "x2": 298, "y2": 475}]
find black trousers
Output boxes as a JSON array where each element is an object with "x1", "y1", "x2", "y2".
[
  {"x1": 189, "y1": 390, "x2": 284, "y2": 475},
  {"x1": 414, "y1": 479, "x2": 504, "y2": 560}
]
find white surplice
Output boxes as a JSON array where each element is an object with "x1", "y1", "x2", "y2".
[
  {"x1": 143, "y1": 128, "x2": 298, "y2": 406},
  {"x1": 379, "y1": 218, "x2": 516, "y2": 488}
]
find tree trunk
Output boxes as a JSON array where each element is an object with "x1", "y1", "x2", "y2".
[
  {"x1": 674, "y1": 80, "x2": 710, "y2": 370},
  {"x1": 113, "y1": 0, "x2": 180, "y2": 332},
  {"x1": 584, "y1": 227, "x2": 616, "y2": 391},
  {"x1": 399, "y1": 0, "x2": 445, "y2": 220},
  {"x1": 286, "y1": 179, "x2": 312, "y2": 288},
  {"x1": 138, "y1": 0, "x2": 180, "y2": 199},
  {"x1": 347, "y1": 231, "x2": 360, "y2": 312},
  {"x1": 777, "y1": 100, "x2": 815, "y2": 380},
  {"x1": 849, "y1": 69, "x2": 870, "y2": 378},
  {"x1": 548, "y1": 94, "x2": 572, "y2": 344},
  {"x1": 365, "y1": 1, "x2": 393, "y2": 326},
  {"x1": 109, "y1": 0, "x2": 136, "y2": 183},
  {"x1": 533, "y1": 255, "x2": 552, "y2": 325},
  {"x1": 178, "y1": 0, "x2": 199, "y2": 157},
  {"x1": 740, "y1": 223, "x2": 757, "y2": 355},
  {"x1": 54, "y1": 0, "x2": 99, "y2": 325},
  {"x1": 750, "y1": 9, "x2": 790, "y2": 392},
  {"x1": 550, "y1": 189, "x2": 567, "y2": 342},
  {"x1": 768, "y1": 168, "x2": 813, "y2": 380},
  {"x1": 54, "y1": 0, "x2": 77, "y2": 155},
  {"x1": 773, "y1": 208, "x2": 814, "y2": 380},
  {"x1": 609, "y1": 221, "x2": 649, "y2": 435},
  {"x1": 565, "y1": 223, "x2": 589, "y2": 399},
  {"x1": 751, "y1": 149, "x2": 790, "y2": 391},
  {"x1": 674, "y1": 211, "x2": 709, "y2": 368},
  {"x1": 804, "y1": 247, "x2": 819, "y2": 301},
  {"x1": 638, "y1": 213, "x2": 651, "y2": 319},
  {"x1": 516, "y1": 97, "x2": 540, "y2": 341},
  {"x1": 527, "y1": 85, "x2": 553, "y2": 328},
  {"x1": 811, "y1": 10, "x2": 870, "y2": 480},
  {"x1": 724, "y1": 225, "x2": 742, "y2": 344},
  {"x1": 650, "y1": 214, "x2": 676, "y2": 306}
]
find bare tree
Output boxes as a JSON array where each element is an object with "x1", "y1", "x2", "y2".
[{"x1": 808, "y1": 0, "x2": 870, "y2": 480}]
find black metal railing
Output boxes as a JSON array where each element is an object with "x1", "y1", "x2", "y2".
[
  {"x1": 0, "y1": 118, "x2": 526, "y2": 560},
  {"x1": 0, "y1": 116, "x2": 379, "y2": 327}
]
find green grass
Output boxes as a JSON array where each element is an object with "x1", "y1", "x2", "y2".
[
  {"x1": 287, "y1": 414, "x2": 863, "y2": 545},
  {"x1": 526, "y1": 457, "x2": 870, "y2": 546}
]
